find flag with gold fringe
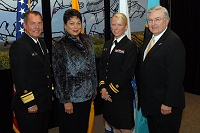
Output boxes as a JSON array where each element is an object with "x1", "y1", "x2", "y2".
[
  {"x1": 13, "y1": 85, "x2": 20, "y2": 133},
  {"x1": 87, "y1": 101, "x2": 95, "y2": 133}
]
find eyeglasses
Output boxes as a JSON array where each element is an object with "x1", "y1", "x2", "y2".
[
  {"x1": 147, "y1": 18, "x2": 165, "y2": 23},
  {"x1": 29, "y1": 22, "x2": 43, "y2": 27}
]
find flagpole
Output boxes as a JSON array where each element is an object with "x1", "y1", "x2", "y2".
[
  {"x1": 41, "y1": 0, "x2": 53, "y2": 55},
  {"x1": 28, "y1": 0, "x2": 31, "y2": 10},
  {"x1": 104, "y1": 0, "x2": 111, "y2": 41},
  {"x1": 168, "y1": 0, "x2": 171, "y2": 28}
]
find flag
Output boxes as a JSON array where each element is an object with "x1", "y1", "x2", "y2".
[
  {"x1": 87, "y1": 101, "x2": 95, "y2": 133},
  {"x1": 71, "y1": 1, "x2": 94, "y2": 131},
  {"x1": 147, "y1": 0, "x2": 160, "y2": 10},
  {"x1": 119, "y1": 0, "x2": 131, "y2": 39},
  {"x1": 144, "y1": 0, "x2": 160, "y2": 37},
  {"x1": 14, "y1": 1, "x2": 30, "y2": 132},
  {"x1": 16, "y1": 0, "x2": 30, "y2": 39},
  {"x1": 13, "y1": 85, "x2": 20, "y2": 133},
  {"x1": 71, "y1": 0, "x2": 85, "y2": 33},
  {"x1": 119, "y1": 1, "x2": 139, "y2": 133},
  {"x1": 71, "y1": 0, "x2": 80, "y2": 11},
  {"x1": 13, "y1": 112, "x2": 20, "y2": 133},
  {"x1": 132, "y1": 78, "x2": 149, "y2": 133},
  {"x1": 134, "y1": 1, "x2": 161, "y2": 133}
]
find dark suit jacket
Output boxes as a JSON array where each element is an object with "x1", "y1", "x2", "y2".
[
  {"x1": 99, "y1": 35, "x2": 138, "y2": 100},
  {"x1": 138, "y1": 28, "x2": 186, "y2": 116},
  {"x1": 9, "y1": 33, "x2": 52, "y2": 113}
]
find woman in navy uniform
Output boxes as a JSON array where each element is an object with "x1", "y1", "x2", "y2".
[{"x1": 99, "y1": 13, "x2": 138, "y2": 133}]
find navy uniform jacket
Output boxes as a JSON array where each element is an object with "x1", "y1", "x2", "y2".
[
  {"x1": 138, "y1": 28, "x2": 186, "y2": 116},
  {"x1": 99, "y1": 35, "x2": 137, "y2": 100},
  {"x1": 9, "y1": 33, "x2": 53, "y2": 113}
]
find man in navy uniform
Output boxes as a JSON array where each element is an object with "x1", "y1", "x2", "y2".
[{"x1": 9, "y1": 11, "x2": 53, "y2": 133}]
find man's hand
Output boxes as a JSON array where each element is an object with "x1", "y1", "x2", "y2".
[
  {"x1": 28, "y1": 105, "x2": 38, "y2": 113},
  {"x1": 64, "y1": 102, "x2": 73, "y2": 114},
  {"x1": 161, "y1": 104, "x2": 172, "y2": 115}
]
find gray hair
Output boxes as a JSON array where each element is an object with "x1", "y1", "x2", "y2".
[
  {"x1": 147, "y1": 6, "x2": 170, "y2": 21},
  {"x1": 24, "y1": 11, "x2": 43, "y2": 23}
]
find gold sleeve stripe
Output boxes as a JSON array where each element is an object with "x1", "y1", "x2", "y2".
[
  {"x1": 99, "y1": 81, "x2": 105, "y2": 86},
  {"x1": 20, "y1": 92, "x2": 35, "y2": 104},
  {"x1": 109, "y1": 83, "x2": 119, "y2": 93}
]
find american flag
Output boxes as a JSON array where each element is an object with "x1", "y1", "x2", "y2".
[
  {"x1": 16, "y1": 0, "x2": 30, "y2": 39},
  {"x1": 13, "y1": 1, "x2": 30, "y2": 132}
]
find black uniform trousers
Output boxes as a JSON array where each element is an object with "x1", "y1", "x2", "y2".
[
  {"x1": 58, "y1": 99, "x2": 92, "y2": 133},
  {"x1": 15, "y1": 111, "x2": 50, "y2": 133},
  {"x1": 146, "y1": 110, "x2": 183, "y2": 133}
]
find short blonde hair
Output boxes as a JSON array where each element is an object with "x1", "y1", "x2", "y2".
[{"x1": 112, "y1": 12, "x2": 128, "y2": 26}]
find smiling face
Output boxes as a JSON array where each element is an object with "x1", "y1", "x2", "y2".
[
  {"x1": 111, "y1": 16, "x2": 128, "y2": 39},
  {"x1": 23, "y1": 13, "x2": 43, "y2": 40},
  {"x1": 148, "y1": 10, "x2": 169, "y2": 36},
  {"x1": 64, "y1": 16, "x2": 82, "y2": 39}
]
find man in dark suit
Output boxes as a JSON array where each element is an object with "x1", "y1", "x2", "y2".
[
  {"x1": 9, "y1": 11, "x2": 53, "y2": 133},
  {"x1": 138, "y1": 6, "x2": 185, "y2": 133}
]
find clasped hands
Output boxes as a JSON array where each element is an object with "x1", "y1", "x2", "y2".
[{"x1": 100, "y1": 88, "x2": 112, "y2": 102}]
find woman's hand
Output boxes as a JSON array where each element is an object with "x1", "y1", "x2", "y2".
[
  {"x1": 64, "y1": 102, "x2": 73, "y2": 114},
  {"x1": 100, "y1": 88, "x2": 112, "y2": 102}
]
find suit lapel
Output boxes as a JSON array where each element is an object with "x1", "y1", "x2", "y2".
[
  {"x1": 140, "y1": 35, "x2": 151, "y2": 64},
  {"x1": 142, "y1": 28, "x2": 170, "y2": 65}
]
